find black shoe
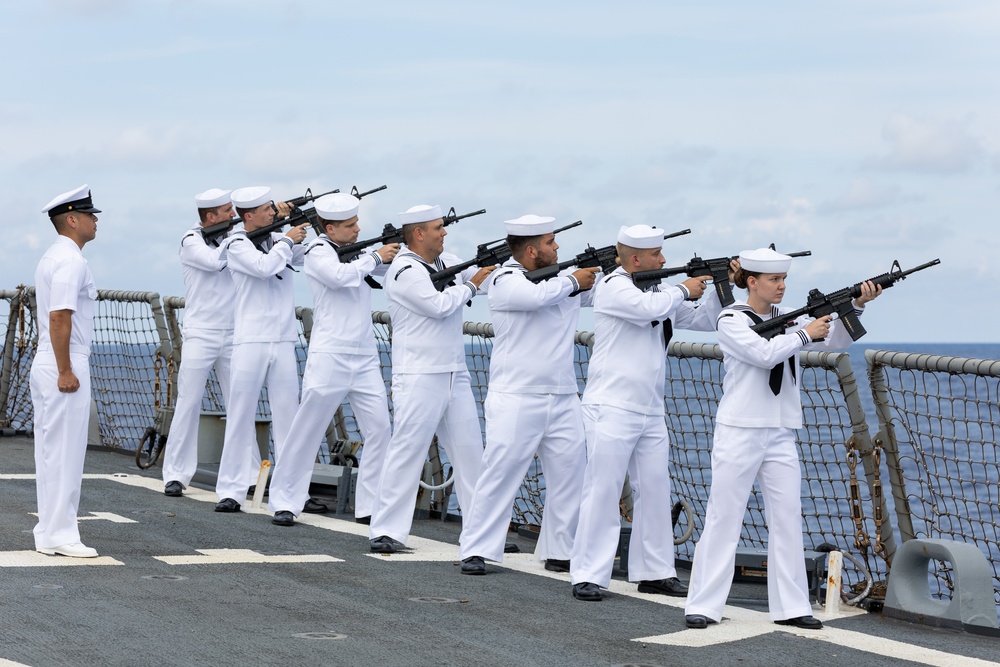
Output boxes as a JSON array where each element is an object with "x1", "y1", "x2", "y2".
[
  {"x1": 370, "y1": 536, "x2": 396, "y2": 553},
  {"x1": 461, "y1": 556, "x2": 487, "y2": 575},
  {"x1": 504, "y1": 542, "x2": 520, "y2": 554},
  {"x1": 685, "y1": 614, "x2": 717, "y2": 629},
  {"x1": 355, "y1": 515, "x2": 371, "y2": 525},
  {"x1": 637, "y1": 577, "x2": 688, "y2": 597},
  {"x1": 302, "y1": 498, "x2": 329, "y2": 514},
  {"x1": 775, "y1": 615, "x2": 823, "y2": 629},
  {"x1": 544, "y1": 559, "x2": 570, "y2": 573},
  {"x1": 214, "y1": 498, "x2": 241, "y2": 513},
  {"x1": 272, "y1": 511, "x2": 295, "y2": 527},
  {"x1": 572, "y1": 582, "x2": 603, "y2": 601},
  {"x1": 164, "y1": 481, "x2": 183, "y2": 497}
]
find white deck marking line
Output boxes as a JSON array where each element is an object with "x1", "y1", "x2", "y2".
[
  {"x1": 154, "y1": 548, "x2": 343, "y2": 566},
  {"x1": 634, "y1": 606, "x2": 1000, "y2": 667},
  {"x1": 27, "y1": 511, "x2": 140, "y2": 524},
  {"x1": 0, "y1": 658, "x2": 32, "y2": 666},
  {"x1": 0, "y1": 551, "x2": 124, "y2": 567}
]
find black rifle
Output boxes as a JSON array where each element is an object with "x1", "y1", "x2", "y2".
[
  {"x1": 200, "y1": 218, "x2": 239, "y2": 244},
  {"x1": 443, "y1": 206, "x2": 486, "y2": 226},
  {"x1": 632, "y1": 248, "x2": 811, "y2": 307},
  {"x1": 308, "y1": 184, "x2": 389, "y2": 237},
  {"x1": 286, "y1": 187, "x2": 340, "y2": 208},
  {"x1": 336, "y1": 223, "x2": 405, "y2": 262},
  {"x1": 750, "y1": 259, "x2": 941, "y2": 341},
  {"x1": 525, "y1": 227, "x2": 688, "y2": 284},
  {"x1": 429, "y1": 220, "x2": 581, "y2": 291},
  {"x1": 245, "y1": 207, "x2": 314, "y2": 247}
]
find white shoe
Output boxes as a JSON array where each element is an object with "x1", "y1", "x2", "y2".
[{"x1": 37, "y1": 543, "x2": 99, "y2": 558}]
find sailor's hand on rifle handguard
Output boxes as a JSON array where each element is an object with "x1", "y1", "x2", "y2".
[
  {"x1": 729, "y1": 258, "x2": 740, "y2": 284},
  {"x1": 804, "y1": 315, "x2": 832, "y2": 341},
  {"x1": 376, "y1": 243, "x2": 401, "y2": 263},
  {"x1": 275, "y1": 201, "x2": 293, "y2": 218},
  {"x1": 470, "y1": 266, "x2": 497, "y2": 288},
  {"x1": 682, "y1": 275, "x2": 712, "y2": 300},
  {"x1": 853, "y1": 280, "x2": 882, "y2": 307},
  {"x1": 284, "y1": 223, "x2": 309, "y2": 244}
]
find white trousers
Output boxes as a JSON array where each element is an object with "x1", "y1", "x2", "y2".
[
  {"x1": 161, "y1": 328, "x2": 233, "y2": 488},
  {"x1": 30, "y1": 353, "x2": 90, "y2": 549},
  {"x1": 571, "y1": 404, "x2": 677, "y2": 588},
  {"x1": 215, "y1": 341, "x2": 295, "y2": 501},
  {"x1": 268, "y1": 352, "x2": 391, "y2": 517},
  {"x1": 685, "y1": 424, "x2": 813, "y2": 622},
  {"x1": 369, "y1": 370, "x2": 484, "y2": 545},
  {"x1": 460, "y1": 391, "x2": 586, "y2": 563}
]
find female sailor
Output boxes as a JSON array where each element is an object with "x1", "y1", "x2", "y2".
[{"x1": 683, "y1": 247, "x2": 881, "y2": 629}]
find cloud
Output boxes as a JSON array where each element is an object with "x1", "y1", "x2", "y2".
[
  {"x1": 240, "y1": 137, "x2": 340, "y2": 178},
  {"x1": 819, "y1": 179, "x2": 907, "y2": 214},
  {"x1": 736, "y1": 194, "x2": 817, "y2": 244},
  {"x1": 866, "y1": 113, "x2": 984, "y2": 174}
]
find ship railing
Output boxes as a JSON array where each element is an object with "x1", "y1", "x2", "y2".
[
  {"x1": 866, "y1": 349, "x2": 1000, "y2": 606},
  {"x1": 2, "y1": 286, "x2": 998, "y2": 609}
]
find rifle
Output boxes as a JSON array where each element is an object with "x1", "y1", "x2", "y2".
[
  {"x1": 631, "y1": 248, "x2": 811, "y2": 307},
  {"x1": 750, "y1": 259, "x2": 941, "y2": 341},
  {"x1": 443, "y1": 207, "x2": 486, "y2": 226},
  {"x1": 336, "y1": 223, "x2": 404, "y2": 262},
  {"x1": 286, "y1": 187, "x2": 340, "y2": 209},
  {"x1": 429, "y1": 220, "x2": 582, "y2": 291},
  {"x1": 200, "y1": 218, "x2": 240, "y2": 243},
  {"x1": 245, "y1": 206, "x2": 313, "y2": 247},
  {"x1": 307, "y1": 184, "x2": 390, "y2": 237},
  {"x1": 525, "y1": 227, "x2": 688, "y2": 284}
]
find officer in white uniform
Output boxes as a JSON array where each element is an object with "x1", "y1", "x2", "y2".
[
  {"x1": 32, "y1": 185, "x2": 101, "y2": 558},
  {"x1": 458, "y1": 214, "x2": 600, "y2": 575},
  {"x1": 368, "y1": 204, "x2": 496, "y2": 552},
  {"x1": 162, "y1": 188, "x2": 252, "y2": 497},
  {"x1": 684, "y1": 248, "x2": 881, "y2": 629},
  {"x1": 570, "y1": 224, "x2": 722, "y2": 601},
  {"x1": 268, "y1": 193, "x2": 400, "y2": 526},
  {"x1": 214, "y1": 186, "x2": 311, "y2": 512}
]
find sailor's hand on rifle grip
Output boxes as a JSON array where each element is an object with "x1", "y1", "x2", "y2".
[
  {"x1": 275, "y1": 201, "x2": 292, "y2": 218},
  {"x1": 682, "y1": 275, "x2": 712, "y2": 300},
  {"x1": 854, "y1": 280, "x2": 882, "y2": 306},
  {"x1": 470, "y1": 266, "x2": 497, "y2": 288},
  {"x1": 377, "y1": 243, "x2": 401, "y2": 263},
  {"x1": 572, "y1": 267, "x2": 601, "y2": 291},
  {"x1": 805, "y1": 316, "x2": 832, "y2": 341},
  {"x1": 729, "y1": 258, "x2": 740, "y2": 283},
  {"x1": 285, "y1": 223, "x2": 309, "y2": 244}
]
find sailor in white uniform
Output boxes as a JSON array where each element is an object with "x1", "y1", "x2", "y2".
[
  {"x1": 268, "y1": 193, "x2": 399, "y2": 526},
  {"x1": 368, "y1": 204, "x2": 496, "y2": 552},
  {"x1": 684, "y1": 248, "x2": 881, "y2": 629},
  {"x1": 570, "y1": 224, "x2": 723, "y2": 601},
  {"x1": 32, "y1": 184, "x2": 101, "y2": 558},
  {"x1": 458, "y1": 214, "x2": 600, "y2": 575},
  {"x1": 213, "y1": 186, "x2": 311, "y2": 513},
  {"x1": 162, "y1": 189, "x2": 247, "y2": 497}
]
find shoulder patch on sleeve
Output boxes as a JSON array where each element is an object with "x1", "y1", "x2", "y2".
[{"x1": 394, "y1": 264, "x2": 413, "y2": 281}]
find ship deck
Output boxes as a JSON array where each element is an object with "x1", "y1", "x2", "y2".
[{"x1": 0, "y1": 437, "x2": 996, "y2": 667}]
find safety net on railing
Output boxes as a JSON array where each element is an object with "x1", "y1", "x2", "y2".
[
  {"x1": 867, "y1": 349, "x2": 1000, "y2": 605},
  {"x1": 0, "y1": 287, "x2": 37, "y2": 433}
]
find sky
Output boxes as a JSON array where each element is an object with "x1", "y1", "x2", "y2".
[{"x1": 2, "y1": 0, "x2": 998, "y2": 343}]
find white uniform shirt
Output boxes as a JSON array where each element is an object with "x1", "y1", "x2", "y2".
[
  {"x1": 226, "y1": 232, "x2": 306, "y2": 344},
  {"x1": 715, "y1": 301, "x2": 863, "y2": 429},
  {"x1": 303, "y1": 235, "x2": 386, "y2": 356},
  {"x1": 179, "y1": 225, "x2": 236, "y2": 331},
  {"x1": 582, "y1": 267, "x2": 722, "y2": 416},
  {"x1": 384, "y1": 249, "x2": 480, "y2": 375},
  {"x1": 34, "y1": 236, "x2": 96, "y2": 358},
  {"x1": 487, "y1": 259, "x2": 593, "y2": 394}
]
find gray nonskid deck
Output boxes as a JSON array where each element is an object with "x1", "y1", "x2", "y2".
[{"x1": 0, "y1": 438, "x2": 996, "y2": 667}]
